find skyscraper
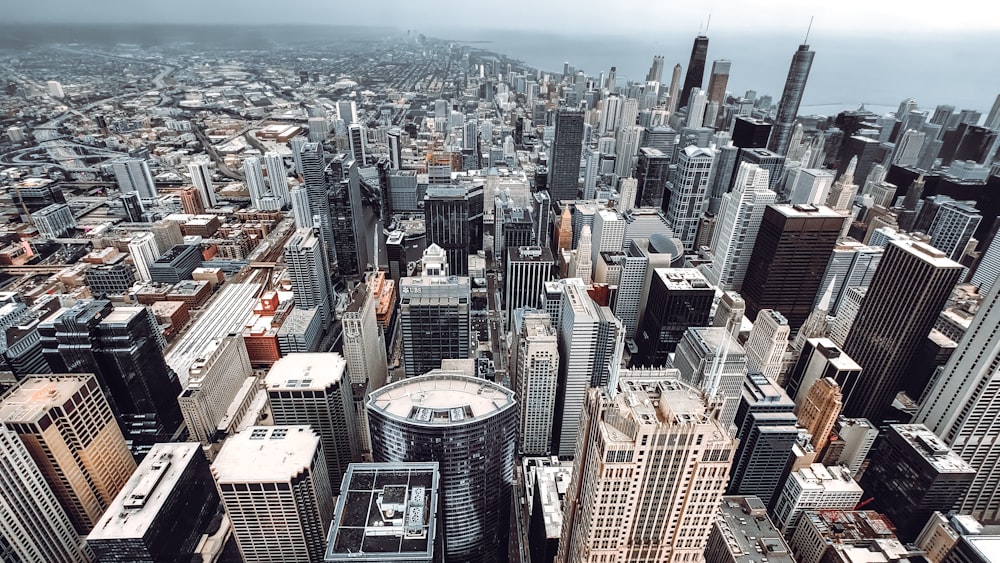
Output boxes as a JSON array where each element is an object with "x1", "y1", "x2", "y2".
[
  {"x1": 916, "y1": 281, "x2": 1000, "y2": 523},
  {"x1": 399, "y1": 258, "x2": 471, "y2": 378},
  {"x1": 327, "y1": 153, "x2": 366, "y2": 276},
  {"x1": 646, "y1": 55, "x2": 665, "y2": 83},
  {"x1": 634, "y1": 267, "x2": 714, "y2": 366},
  {"x1": 265, "y1": 353, "x2": 359, "y2": 488},
  {"x1": 556, "y1": 373, "x2": 734, "y2": 563},
  {"x1": 740, "y1": 204, "x2": 846, "y2": 330},
  {"x1": 506, "y1": 246, "x2": 555, "y2": 322},
  {"x1": 127, "y1": 231, "x2": 160, "y2": 283},
  {"x1": 187, "y1": 158, "x2": 216, "y2": 209},
  {"x1": 667, "y1": 63, "x2": 683, "y2": 114},
  {"x1": 548, "y1": 109, "x2": 585, "y2": 202},
  {"x1": 796, "y1": 377, "x2": 842, "y2": 452},
  {"x1": 0, "y1": 374, "x2": 136, "y2": 534},
  {"x1": 178, "y1": 335, "x2": 254, "y2": 445},
  {"x1": 635, "y1": 147, "x2": 672, "y2": 208},
  {"x1": 706, "y1": 59, "x2": 732, "y2": 108},
  {"x1": 680, "y1": 34, "x2": 710, "y2": 112},
  {"x1": 743, "y1": 309, "x2": 791, "y2": 381},
  {"x1": 702, "y1": 163, "x2": 776, "y2": 290},
  {"x1": 424, "y1": 185, "x2": 483, "y2": 277},
  {"x1": 284, "y1": 227, "x2": 335, "y2": 326},
  {"x1": 0, "y1": 424, "x2": 87, "y2": 563},
  {"x1": 842, "y1": 240, "x2": 963, "y2": 422},
  {"x1": 349, "y1": 123, "x2": 366, "y2": 164},
  {"x1": 300, "y1": 141, "x2": 337, "y2": 264},
  {"x1": 664, "y1": 145, "x2": 715, "y2": 249},
  {"x1": 926, "y1": 199, "x2": 982, "y2": 262},
  {"x1": 511, "y1": 308, "x2": 559, "y2": 456},
  {"x1": 768, "y1": 43, "x2": 816, "y2": 156},
  {"x1": 368, "y1": 370, "x2": 518, "y2": 563},
  {"x1": 672, "y1": 326, "x2": 749, "y2": 426},
  {"x1": 212, "y1": 426, "x2": 334, "y2": 563},
  {"x1": 341, "y1": 278, "x2": 388, "y2": 390},
  {"x1": 113, "y1": 158, "x2": 157, "y2": 200}
]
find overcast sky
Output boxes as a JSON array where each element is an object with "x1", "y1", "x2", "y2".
[{"x1": 6, "y1": 0, "x2": 1000, "y2": 34}]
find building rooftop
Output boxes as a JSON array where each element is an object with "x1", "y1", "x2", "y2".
[
  {"x1": 264, "y1": 353, "x2": 347, "y2": 390},
  {"x1": 772, "y1": 204, "x2": 845, "y2": 218},
  {"x1": 890, "y1": 424, "x2": 976, "y2": 474},
  {"x1": 654, "y1": 267, "x2": 713, "y2": 291},
  {"x1": 0, "y1": 374, "x2": 95, "y2": 424},
  {"x1": 715, "y1": 496, "x2": 794, "y2": 563},
  {"x1": 526, "y1": 457, "x2": 573, "y2": 539},
  {"x1": 793, "y1": 464, "x2": 864, "y2": 493},
  {"x1": 892, "y1": 240, "x2": 964, "y2": 269},
  {"x1": 964, "y1": 536, "x2": 1000, "y2": 563},
  {"x1": 806, "y1": 338, "x2": 862, "y2": 371},
  {"x1": 88, "y1": 443, "x2": 201, "y2": 541},
  {"x1": 324, "y1": 462, "x2": 439, "y2": 561},
  {"x1": 211, "y1": 425, "x2": 320, "y2": 483},
  {"x1": 367, "y1": 371, "x2": 516, "y2": 426}
]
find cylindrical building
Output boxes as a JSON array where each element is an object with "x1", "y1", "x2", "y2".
[{"x1": 367, "y1": 371, "x2": 517, "y2": 563}]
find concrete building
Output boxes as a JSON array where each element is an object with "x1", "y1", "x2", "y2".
[
  {"x1": 705, "y1": 496, "x2": 795, "y2": 563},
  {"x1": 744, "y1": 310, "x2": 791, "y2": 381},
  {"x1": 31, "y1": 202, "x2": 75, "y2": 239},
  {"x1": 128, "y1": 231, "x2": 161, "y2": 283},
  {"x1": 511, "y1": 308, "x2": 559, "y2": 456},
  {"x1": 789, "y1": 510, "x2": 920, "y2": 563},
  {"x1": 113, "y1": 159, "x2": 157, "y2": 201},
  {"x1": 178, "y1": 335, "x2": 254, "y2": 445},
  {"x1": 87, "y1": 443, "x2": 220, "y2": 562},
  {"x1": 815, "y1": 241, "x2": 882, "y2": 316},
  {"x1": 634, "y1": 267, "x2": 714, "y2": 366},
  {"x1": 771, "y1": 464, "x2": 864, "y2": 537},
  {"x1": 672, "y1": 326, "x2": 748, "y2": 427},
  {"x1": 797, "y1": 377, "x2": 843, "y2": 453},
  {"x1": 399, "y1": 271, "x2": 471, "y2": 378},
  {"x1": 556, "y1": 374, "x2": 735, "y2": 563},
  {"x1": 212, "y1": 426, "x2": 334, "y2": 563},
  {"x1": 285, "y1": 227, "x2": 336, "y2": 327},
  {"x1": 506, "y1": 246, "x2": 555, "y2": 322}
]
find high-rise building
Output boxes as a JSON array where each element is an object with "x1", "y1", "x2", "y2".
[
  {"x1": 265, "y1": 353, "x2": 359, "y2": 488},
  {"x1": 646, "y1": 55, "x2": 665, "y2": 83},
  {"x1": 744, "y1": 309, "x2": 791, "y2": 381},
  {"x1": 664, "y1": 145, "x2": 715, "y2": 249},
  {"x1": 284, "y1": 227, "x2": 335, "y2": 326},
  {"x1": 635, "y1": 147, "x2": 672, "y2": 208},
  {"x1": 672, "y1": 326, "x2": 749, "y2": 426},
  {"x1": 349, "y1": 123, "x2": 367, "y2": 164},
  {"x1": 706, "y1": 59, "x2": 732, "y2": 108},
  {"x1": 702, "y1": 163, "x2": 776, "y2": 290},
  {"x1": 615, "y1": 125, "x2": 644, "y2": 180},
  {"x1": 705, "y1": 496, "x2": 795, "y2": 563},
  {"x1": 128, "y1": 231, "x2": 160, "y2": 283},
  {"x1": 399, "y1": 261, "x2": 471, "y2": 378},
  {"x1": 927, "y1": 200, "x2": 982, "y2": 262},
  {"x1": 556, "y1": 373, "x2": 735, "y2": 563},
  {"x1": 789, "y1": 510, "x2": 916, "y2": 563},
  {"x1": 87, "y1": 443, "x2": 221, "y2": 562},
  {"x1": 368, "y1": 371, "x2": 518, "y2": 563},
  {"x1": 0, "y1": 374, "x2": 136, "y2": 534},
  {"x1": 732, "y1": 117, "x2": 773, "y2": 149},
  {"x1": 768, "y1": 44, "x2": 816, "y2": 156},
  {"x1": 771, "y1": 464, "x2": 864, "y2": 537},
  {"x1": 113, "y1": 159, "x2": 157, "y2": 200},
  {"x1": 548, "y1": 109, "x2": 585, "y2": 202},
  {"x1": 212, "y1": 426, "x2": 334, "y2": 563},
  {"x1": 713, "y1": 290, "x2": 747, "y2": 339},
  {"x1": 738, "y1": 147, "x2": 786, "y2": 192},
  {"x1": 39, "y1": 301, "x2": 183, "y2": 451},
  {"x1": 842, "y1": 240, "x2": 963, "y2": 422},
  {"x1": 326, "y1": 153, "x2": 367, "y2": 276},
  {"x1": 323, "y1": 462, "x2": 440, "y2": 563},
  {"x1": 634, "y1": 267, "x2": 714, "y2": 366},
  {"x1": 796, "y1": 377, "x2": 842, "y2": 453},
  {"x1": 187, "y1": 158, "x2": 216, "y2": 209},
  {"x1": 31, "y1": 202, "x2": 75, "y2": 239},
  {"x1": 424, "y1": 185, "x2": 483, "y2": 277},
  {"x1": 680, "y1": 34, "x2": 710, "y2": 112},
  {"x1": 0, "y1": 424, "x2": 87, "y2": 563},
  {"x1": 342, "y1": 279, "x2": 388, "y2": 390},
  {"x1": 727, "y1": 372, "x2": 799, "y2": 506},
  {"x1": 859, "y1": 424, "x2": 975, "y2": 542},
  {"x1": 178, "y1": 334, "x2": 254, "y2": 445},
  {"x1": 741, "y1": 204, "x2": 846, "y2": 330},
  {"x1": 591, "y1": 208, "x2": 626, "y2": 264},
  {"x1": 553, "y1": 280, "x2": 624, "y2": 456},
  {"x1": 815, "y1": 241, "x2": 882, "y2": 315},
  {"x1": 511, "y1": 308, "x2": 559, "y2": 456},
  {"x1": 300, "y1": 141, "x2": 337, "y2": 264},
  {"x1": 916, "y1": 281, "x2": 1000, "y2": 523},
  {"x1": 606, "y1": 242, "x2": 649, "y2": 339},
  {"x1": 506, "y1": 246, "x2": 555, "y2": 322},
  {"x1": 786, "y1": 338, "x2": 862, "y2": 410}
]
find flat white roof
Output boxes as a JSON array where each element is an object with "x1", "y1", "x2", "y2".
[
  {"x1": 264, "y1": 353, "x2": 347, "y2": 389},
  {"x1": 212, "y1": 425, "x2": 319, "y2": 483},
  {"x1": 368, "y1": 371, "x2": 515, "y2": 426}
]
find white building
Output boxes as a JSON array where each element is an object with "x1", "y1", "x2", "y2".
[
  {"x1": 31, "y1": 203, "x2": 75, "y2": 239},
  {"x1": 177, "y1": 335, "x2": 254, "y2": 445},
  {"x1": 771, "y1": 464, "x2": 864, "y2": 537},
  {"x1": 511, "y1": 308, "x2": 559, "y2": 456},
  {"x1": 187, "y1": 159, "x2": 216, "y2": 209},
  {"x1": 744, "y1": 309, "x2": 790, "y2": 381},
  {"x1": 113, "y1": 159, "x2": 157, "y2": 201},
  {"x1": 128, "y1": 232, "x2": 160, "y2": 283}
]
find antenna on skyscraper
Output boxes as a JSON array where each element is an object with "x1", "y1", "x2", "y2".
[
  {"x1": 804, "y1": 16, "x2": 814, "y2": 44},
  {"x1": 706, "y1": 12, "x2": 712, "y2": 34}
]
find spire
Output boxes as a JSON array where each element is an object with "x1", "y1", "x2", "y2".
[
  {"x1": 818, "y1": 276, "x2": 836, "y2": 313},
  {"x1": 842, "y1": 156, "x2": 858, "y2": 185}
]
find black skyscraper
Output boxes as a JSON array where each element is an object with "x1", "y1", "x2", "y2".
[
  {"x1": 680, "y1": 35, "x2": 709, "y2": 111},
  {"x1": 326, "y1": 153, "x2": 364, "y2": 276},
  {"x1": 732, "y1": 117, "x2": 773, "y2": 150},
  {"x1": 768, "y1": 44, "x2": 816, "y2": 156},
  {"x1": 547, "y1": 109, "x2": 585, "y2": 203}
]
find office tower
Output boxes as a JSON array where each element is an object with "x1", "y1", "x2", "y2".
[
  {"x1": 733, "y1": 117, "x2": 773, "y2": 149},
  {"x1": 819, "y1": 417, "x2": 878, "y2": 476},
  {"x1": 120, "y1": 191, "x2": 144, "y2": 221},
  {"x1": 47, "y1": 79, "x2": 64, "y2": 98},
  {"x1": 87, "y1": 443, "x2": 221, "y2": 562},
  {"x1": 0, "y1": 424, "x2": 86, "y2": 563},
  {"x1": 556, "y1": 374, "x2": 735, "y2": 563},
  {"x1": 147, "y1": 244, "x2": 199, "y2": 284},
  {"x1": 285, "y1": 227, "x2": 335, "y2": 326},
  {"x1": 665, "y1": 145, "x2": 715, "y2": 249},
  {"x1": 728, "y1": 372, "x2": 799, "y2": 506},
  {"x1": 399, "y1": 263, "x2": 471, "y2": 378},
  {"x1": 290, "y1": 134, "x2": 307, "y2": 176},
  {"x1": 706, "y1": 59, "x2": 731, "y2": 108},
  {"x1": 582, "y1": 147, "x2": 600, "y2": 198},
  {"x1": 634, "y1": 268, "x2": 714, "y2": 366},
  {"x1": 786, "y1": 337, "x2": 861, "y2": 408},
  {"x1": 263, "y1": 150, "x2": 288, "y2": 202},
  {"x1": 387, "y1": 126, "x2": 403, "y2": 170},
  {"x1": 741, "y1": 204, "x2": 846, "y2": 330},
  {"x1": 40, "y1": 301, "x2": 182, "y2": 450},
  {"x1": 706, "y1": 497, "x2": 795, "y2": 563},
  {"x1": 790, "y1": 510, "x2": 917, "y2": 563},
  {"x1": 768, "y1": 43, "x2": 816, "y2": 155},
  {"x1": 548, "y1": 109, "x2": 585, "y2": 202},
  {"x1": 609, "y1": 241, "x2": 649, "y2": 338},
  {"x1": 635, "y1": 147, "x2": 671, "y2": 207},
  {"x1": 796, "y1": 377, "x2": 842, "y2": 452},
  {"x1": 424, "y1": 185, "x2": 483, "y2": 277},
  {"x1": 178, "y1": 334, "x2": 253, "y2": 445},
  {"x1": 827, "y1": 287, "x2": 865, "y2": 347},
  {"x1": 786, "y1": 168, "x2": 833, "y2": 206},
  {"x1": 738, "y1": 147, "x2": 785, "y2": 192},
  {"x1": 288, "y1": 186, "x2": 310, "y2": 229},
  {"x1": 0, "y1": 374, "x2": 136, "y2": 533},
  {"x1": 815, "y1": 241, "x2": 882, "y2": 315},
  {"x1": 569, "y1": 224, "x2": 593, "y2": 284},
  {"x1": 32, "y1": 202, "x2": 75, "y2": 238},
  {"x1": 300, "y1": 142, "x2": 337, "y2": 264},
  {"x1": 825, "y1": 158, "x2": 858, "y2": 212},
  {"x1": 927, "y1": 200, "x2": 982, "y2": 262},
  {"x1": 590, "y1": 208, "x2": 624, "y2": 262},
  {"x1": 324, "y1": 462, "x2": 440, "y2": 563},
  {"x1": 327, "y1": 154, "x2": 367, "y2": 276},
  {"x1": 703, "y1": 163, "x2": 776, "y2": 290},
  {"x1": 511, "y1": 308, "x2": 559, "y2": 456},
  {"x1": 368, "y1": 371, "x2": 518, "y2": 563},
  {"x1": 686, "y1": 87, "x2": 709, "y2": 128},
  {"x1": 179, "y1": 186, "x2": 204, "y2": 214},
  {"x1": 916, "y1": 281, "x2": 1000, "y2": 523},
  {"x1": 342, "y1": 279, "x2": 388, "y2": 389},
  {"x1": 532, "y1": 191, "x2": 552, "y2": 248},
  {"x1": 348, "y1": 123, "x2": 367, "y2": 164},
  {"x1": 213, "y1": 426, "x2": 334, "y2": 563},
  {"x1": 265, "y1": 353, "x2": 358, "y2": 488},
  {"x1": 646, "y1": 55, "x2": 665, "y2": 83},
  {"x1": 615, "y1": 125, "x2": 644, "y2": 179},
  {"x1": 666, "y1": 63, "x2": 683, "y2": 113},
  {"x1": 840, "y1": 136, "x2": 881, "y2": 185},
  {"x1": 890, "y1": 128, "x2": 926, "y2": 168},
  {"x1": 842, "y1": 240, "x2": 963, "y2": 422},
  {"x1": 971, "y1": 232, "x2": 1000, "y2": 295},
  {"x1": 598, "y1": 95, "x2": 622, "y2": 135},
  {"x1": 307, "y1": 115, "x2": 328, "y2": 142},
  {"x1": 857, "y1": 424, "x2": 974, "y2": 542},
  {"x1": 338, "y1": 99, "x2": 357, "y2": 124},
  {"x1": 85, "y1": 262, "x2": 136, "y2": 296},
  {"x1": 506, "y1": 246, "x2": 554, "y2": 321},
  {"x1": 187, "y1": 158, "x2": 216, "y2": 208},
  {"x1": 672, "y1": 326, "x2": 749, "y2": 426},
  {"x1": 150, "y1": 219, "x2": 183, "y2": 253},
  {"x1": 680, "y1": 34, "x2": 710, "y2": 112},
  {"x1": 772, "y1": 464, "x2": 863, "y2": 536},
  {"x1": 113, "y1": 158, "x2": 157, "y2": 200},
  {"x1": 744, "y1": 310, "x2": 791, "y2": 381},
  {"x1": 714, "y1": 290, "x2": 746, "y2": 338},
  {"x1": 553, "y1": 281, "x2": 624, "y2": 456}
]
